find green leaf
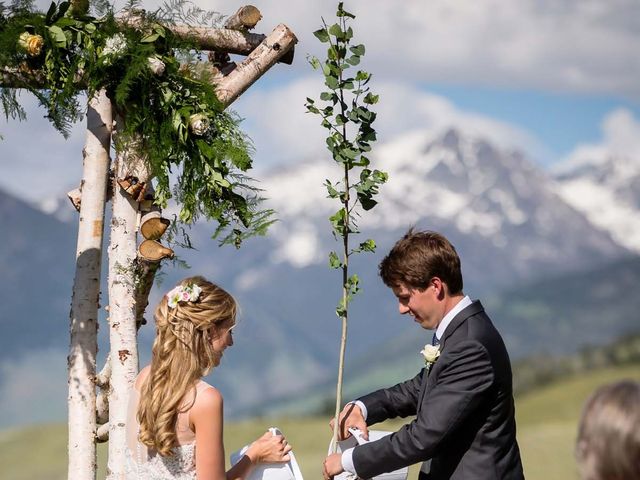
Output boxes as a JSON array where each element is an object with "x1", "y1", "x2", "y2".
[
  {"x1": 337, "y1": 3, "x2": 356, "y2": 19},
  {"x1": 140, "y1": 33, "x2": 160, "y2": 43},
  {"x1": 320, "y1": 91, "x2": 335, "y2": 102},
  {"x1": 325, "y1": 76, "x2": 339, "y2": 89},
  {"x1": 355, "y1": 70, "x2": 370, "y2": 81},
  {"x1": 328, "y1": 23, "x2": 343, "y2": 38},
  {"x1": 363, "y1": 93, "x2": 379, "y2": 104},
  {"x1": 359, "y1": 195, "x2": 377, "y2": 211},
  {"x1": 46, "y1": 1, "x2": 57, "y2": 22},
  {"x1": 329, "y1": 251, "x2": 342, "y2": 269},
  {"x1": 359, "y1": 239, "x2": 376, "y2": 252},
  {"x1": 47, "y1": 25, "x2": 67, "y2": 47},
  {"x1": 346, "y1": 55, "x2": 360, "y2": 66},
  {"x1": 329, "y1": 208, "x2": 347, "y2": 233},
  {"x1": 313, "y1": 28, "x2": 330, "y2": 43},
  {"x1": 350, "y1": 44, "x2": 366, "y2": 56},
  {"x1": 325, "y1": 179, "x2": 340, "y2": 198}
]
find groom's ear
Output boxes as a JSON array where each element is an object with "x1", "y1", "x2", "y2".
[{"x1": 431, "y1": 277, "x2": 447, "y2": 299}]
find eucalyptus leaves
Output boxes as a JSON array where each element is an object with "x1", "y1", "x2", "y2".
[
  {"x1": 306, "y1": 2, "x2": 387, "y2": 450},
  {"x1": 306, "y1": 1, "x2": 387, "y2": 318},
  {"x1": 0, "y1": 0, "x2": 272, "y2": 247}
]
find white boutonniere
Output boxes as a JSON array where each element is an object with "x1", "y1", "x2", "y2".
[{"x1": 420, "y1": 344, "x2": 440, "y2": 371}]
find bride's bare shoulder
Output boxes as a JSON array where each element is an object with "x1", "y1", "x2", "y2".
[{"x1": 134, "y1": 365, "x2": 152, "y2": 390}]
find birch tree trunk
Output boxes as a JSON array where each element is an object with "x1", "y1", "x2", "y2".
[
  {"x1": 106, "y1": 118, "x2": 143, "y2": 479},
  {"x1": 68, "y1": 89, "x2": 113, "y2": 480}
]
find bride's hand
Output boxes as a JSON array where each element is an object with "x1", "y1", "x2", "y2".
[{"x1": 246, "y1": 431, "x2": 292, "y2": 464}]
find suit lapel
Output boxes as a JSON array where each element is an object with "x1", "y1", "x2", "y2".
[
  {"x1": 416, "y1": 300, "x2": 485, "y2": 410},
  {"x1": 439, "y1": 300, "x2": 484, "y2": 351}
]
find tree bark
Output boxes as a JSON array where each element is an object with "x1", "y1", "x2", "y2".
[
  {"x1": 214, "y1": 24, "x2": 297, "y2": 106},
  {"x1": 68, "y1": 89, "x2": 112, "y2": 480},
  {"x1": 105, "y1": 117, "x2": 143, "y2": 479}
]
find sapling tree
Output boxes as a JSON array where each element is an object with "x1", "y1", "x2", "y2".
[{"x1": 306, "y1": 2, "x2": 387, "y2": 452}]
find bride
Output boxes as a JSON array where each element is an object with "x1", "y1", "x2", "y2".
[{"x1": 125, "y1": 276, "x2": 292, "y2": 479}]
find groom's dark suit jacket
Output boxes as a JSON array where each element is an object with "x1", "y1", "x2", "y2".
[{"x1": 352, "y1": 301, "x2": 524, "y2": 480}]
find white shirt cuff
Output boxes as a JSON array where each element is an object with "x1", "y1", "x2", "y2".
[
  {"x1": 352, "y1": 400, "x2": 368, "y2": 420},
  {"x1": 341, "y1": 448, "x2": 357, "y2": 475}
]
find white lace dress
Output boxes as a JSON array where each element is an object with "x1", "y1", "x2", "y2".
[{"x1": 125, "y1": 380, "x2": 213, "y2": 479}]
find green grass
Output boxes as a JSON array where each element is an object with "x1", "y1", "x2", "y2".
[{"x1": 2, "y1": 364, "x2": 638, "y2": 480}]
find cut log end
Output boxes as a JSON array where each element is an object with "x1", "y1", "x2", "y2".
[
  {"x1": 117, "y1": 175, "x2": 147, "y2": 202},
  {"x1": 140, "y1": 212, "x2": 171, "y2": 240},
  {"x1": 225, "y1": 5, "x2": 262, "y2": 31},
  {"x1": 138, "y1": 239, "x2": 174, "y2": 262},
  {"x1": 67, "y1": 188, "x2": 82, "y2": 212}
]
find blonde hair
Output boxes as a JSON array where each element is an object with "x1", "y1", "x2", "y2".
[
  {"x1": 137, "y1": 276, "x2": 236, "y2": 456},
  {"x1": 576, "y1": 380, "x2": 640, "y2": 480}
]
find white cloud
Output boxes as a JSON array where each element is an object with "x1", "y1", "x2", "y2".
[
  {"x1": 555, "y1": 108, "x2": 640, "y2": 172},
  {"x1": 240, "y1": 77, "x2": 547, "y2": 171},
  {"x1": 224, "y1": 0, "x2": 640, "y2": 96}
]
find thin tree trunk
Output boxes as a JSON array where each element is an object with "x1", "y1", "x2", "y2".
[
  {"x1": 106, "y1": 118, "x2": 143, "y2": 479},
  {"x1": 68, "y1": 88, "x2": 112, "y2": 480}
]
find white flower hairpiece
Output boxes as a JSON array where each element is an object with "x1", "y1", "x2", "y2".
[{"x1": 166, "y1": 283, "x2": 203, "y2": 309}]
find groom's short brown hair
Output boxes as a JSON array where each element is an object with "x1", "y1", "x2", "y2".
[{"x1": 379, "y1": 228, "x2": 463, "y2": 294}]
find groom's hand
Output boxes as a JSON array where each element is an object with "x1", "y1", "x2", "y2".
[
  {"x1": 322, "y1": 453, "x2": 344, "y2": 480},
  {"x1": 330, "y1": 402, "x2": 369, "y2": 440}
]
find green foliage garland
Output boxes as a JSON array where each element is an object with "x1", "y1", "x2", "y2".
[
  {"x1": 0, "y1": 0, "x2": 274, "y2": 247},
  {"x1": 306, "y1": 1, "x2": 387, "y2": 449}
]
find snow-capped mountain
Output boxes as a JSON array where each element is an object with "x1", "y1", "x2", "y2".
[
  {"x1": 553, "y1": 150, "x2": 640, "y2": 253},
  {"x1": 3, "y1": 126, "x2": 632, "y2": 425},
  {"x1": 258, "y1": 128, "x2": 626, "y2": 285}
]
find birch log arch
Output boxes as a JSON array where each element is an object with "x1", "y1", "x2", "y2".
[{"x1": 0, "y1": 2, "x2": 297, "y2": 479}]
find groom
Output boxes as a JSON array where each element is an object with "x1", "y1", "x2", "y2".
[{"x1": 323, "y1": 229, "x2": 524, "y2": 480}]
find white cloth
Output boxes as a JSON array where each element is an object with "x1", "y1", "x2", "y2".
[{"x1": 340, "y1": 401, "x2": 367, "y2": 473}]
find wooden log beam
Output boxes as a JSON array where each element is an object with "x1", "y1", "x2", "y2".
[
  {"x1": 118, "y1": 12, "x2": 294, "y2": 64},
  {"x1": 214, "y1": 23, "x2": 297, "y2": 106}
]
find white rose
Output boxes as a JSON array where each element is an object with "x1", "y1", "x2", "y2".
[
  {"x1": 189, "y1": 284, "x2": 203, "y2": 301},
  {"x1": 189, "y1": 113, "x2": 210, "y2": 136},
  {"x1": 147, "y1": 56, "x2": 166, "y2": 76},
  {"x1": 420, "y1": 344, "x2": 440, "y2": 365}
]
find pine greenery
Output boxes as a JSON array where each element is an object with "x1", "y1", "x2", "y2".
[{"x1": 0, "y1": 0, "x2": 274, "y2": 247}]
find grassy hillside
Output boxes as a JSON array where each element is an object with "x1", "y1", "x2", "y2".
[{"x1": 2, "y1": 363, "x2": 638, "y2": 480}]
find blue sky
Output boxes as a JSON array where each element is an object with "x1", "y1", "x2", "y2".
[{"x1": 424, "y1": 85, "x2": 640, "y2": 164}]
